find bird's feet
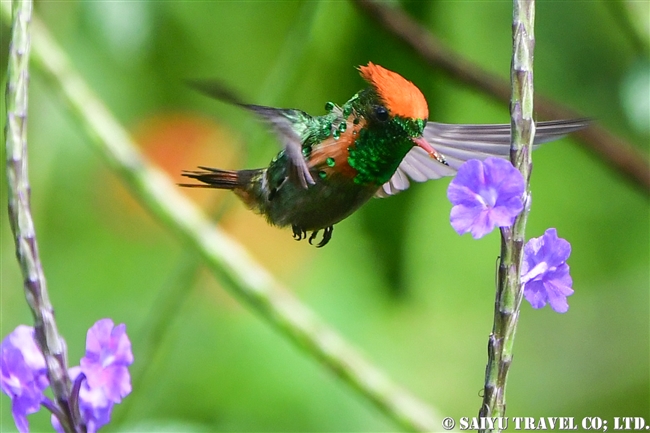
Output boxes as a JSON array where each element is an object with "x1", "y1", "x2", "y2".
[
  {"x1": 292, "y1": 225, "x2": 334, "y2": 247},
  {"x1": 308, "y1": 226, "x2": 334, "y2": 248},
  {"x1": 292, "y1": 225, "x2": 307, "y2": 240}
]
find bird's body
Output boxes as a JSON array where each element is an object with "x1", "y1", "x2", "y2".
[{"x1": 182, "y1": 63, "x2": 587, "y2": 246}]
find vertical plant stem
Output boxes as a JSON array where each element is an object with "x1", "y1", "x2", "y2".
[
  {"x1": 3, "y1": 1, "x2": 75, "y2": 432},
  {"x1": 479, "y1": 0, "x2": 536, "y2": 430}
]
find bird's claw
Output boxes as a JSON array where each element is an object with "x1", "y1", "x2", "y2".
[
  {"x1": 307, "y1": 226, "x2": 333, "y2": 247},
  {"x1": 317, "y1": 226, "x2": 334, "y2": 248},
  {"x1": 292, "y1": 225, "x2": 307, "y2": 240},
  {"x1": 294, "y1": 225, "x2": 334, "y2": 247}
]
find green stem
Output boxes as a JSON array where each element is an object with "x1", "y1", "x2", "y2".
[
  {"x1": 0, "y1": 5, "x2": 443, "y2": 431},
  {"x1": 479, "y1": 0, "x2": 535, "y2": 430},
  {"x1": 3, "y1": 1, "x2": 76, "y2": 432}
]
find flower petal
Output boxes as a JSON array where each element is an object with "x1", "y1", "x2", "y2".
[
  {"x1": 450, "y1": 204, "x2": 483, "y2": 236},
  {"x1": 80, "y1": 319, "x2": 133, "y2": 405},
  {"x1": 448, "y1": 158, "x2": 525, "y2": 239},
  {"x1": 522, "y1": 229, "x2": 574, "y2": 313},
  {"x1": 1, "y1": 326, "x2": 49, "y2": 433}
]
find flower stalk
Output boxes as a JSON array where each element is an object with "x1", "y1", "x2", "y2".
[
  {"x1": 4, "y1": 1, "x2": 75, "y2": 431},
  {"x1": 479, "y1": 0, "x2": 536, "y2": 429}
]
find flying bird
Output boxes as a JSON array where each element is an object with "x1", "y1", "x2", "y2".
[{"x1": 182, "y1": 63, "x2": 587, "y2": 247}]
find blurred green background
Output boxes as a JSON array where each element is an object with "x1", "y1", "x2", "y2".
[{"x1": 1, "y1": 1, "x2": 648, "y2": 431}]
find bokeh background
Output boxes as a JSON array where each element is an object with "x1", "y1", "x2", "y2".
[{"x1": 1, "y1": 1, "x2": 648, "y2": 431}]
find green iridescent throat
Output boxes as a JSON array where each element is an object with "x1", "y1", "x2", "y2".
[{"x1": 348, "y1": 116, "x2": 425, "y2": 185}]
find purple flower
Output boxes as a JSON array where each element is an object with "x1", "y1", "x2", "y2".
[
  {"x1": 522, "y1": 228, "x2": 574, "y2": 313},
  {"x1": 2, "y1": 319, "x2": 133, "y2": 433},
  {"x1": 80, "y1": 319, "x2": 133, "y2": 404},
  {"x1": 76, "y1": 384, "x2": 114, "y2": 433},
  {"x1": 1, "y1": 326, "x2": 49, "y2": 433},
  {"x1": 447, "y1": 158, "x2": 525, "y2": 239},
  {"x1": 52, "y1": 319, "x2": 133, "y2": 433},
  {"x1": 52, "y1": 367, "x2": 114, "y2": 433}
]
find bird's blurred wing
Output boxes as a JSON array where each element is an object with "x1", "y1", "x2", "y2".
[
  {"x1": 189, "y1": 80, "x2": 315, "y2": 188},
  {"x1": 239, "y1": 105, "x2": 315, "y2": 188},
  {"x1": 376, "y1": 118, "x2": 589, "y2": 197}
]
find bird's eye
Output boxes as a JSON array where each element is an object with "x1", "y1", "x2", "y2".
[{"x1": 374, "y1": 105, "x2": 389, "y2": 122}]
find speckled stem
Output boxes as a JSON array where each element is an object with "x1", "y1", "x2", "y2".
[
  {"x1": 479, "y1": 0, "x2": 535, "y2": 430},
  {"x1": 0, "y1": 5, "x2": 443, "y2": 431},
  {"x1": 3, "y1": 1, "x2": 76, "y2": 432}
]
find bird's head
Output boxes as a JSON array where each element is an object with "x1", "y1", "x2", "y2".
[{"x1": 357, "y1": 62, "x2": 438, "y2": 157}]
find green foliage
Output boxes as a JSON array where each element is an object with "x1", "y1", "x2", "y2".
[{"x1": 1, "y1": 1, "x2": 648, "y2": 431}]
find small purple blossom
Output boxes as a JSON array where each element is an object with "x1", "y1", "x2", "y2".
[
  {"x1": 2, "y1": 319, "x2": 133, "y2": 433},
  {"x1": 53, "y1": 319, "x2": 133, "y2": 433},
  {"x1": 522, "y1": 228, "x2": 574, "y2": 313},
  {"x1": 52, "y1": 367, "x2": 114, "y2": 433},
  {"x1": 1, "y1": 326, "x2": 49, "y2": 433},
  {"x1": 76, "y1": 383, "x2": 114, "y2": 433},
  {"x1": 80, "y1": 319, "x2": 133, "y2": 404},
  {"x1": 447, "y1": 157, "x2": 525, "y2": 239}
]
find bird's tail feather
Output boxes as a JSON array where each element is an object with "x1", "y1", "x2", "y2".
[
  {"x1": 180, "y1": 167, "x2": 266, "y2": 210},
  {"x1": 180, "y1": 167, "x2": 259, "y2": 190}
]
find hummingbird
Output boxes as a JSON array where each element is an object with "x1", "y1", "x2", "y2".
[{"x1": 182, "y1": 62, "x2": 587, "y2": 247}]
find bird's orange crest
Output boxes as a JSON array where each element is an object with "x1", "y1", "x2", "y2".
[{"x1": 358, "y1": 62, "x2": 429, "y2": 120}]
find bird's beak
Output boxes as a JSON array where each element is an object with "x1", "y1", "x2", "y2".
[
  {"x1": 412, "y1": 136, "x2": 448, "y2": 165},
  {"x1": 411, "y1": 136, "x2": 436, "y2": 157}
]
